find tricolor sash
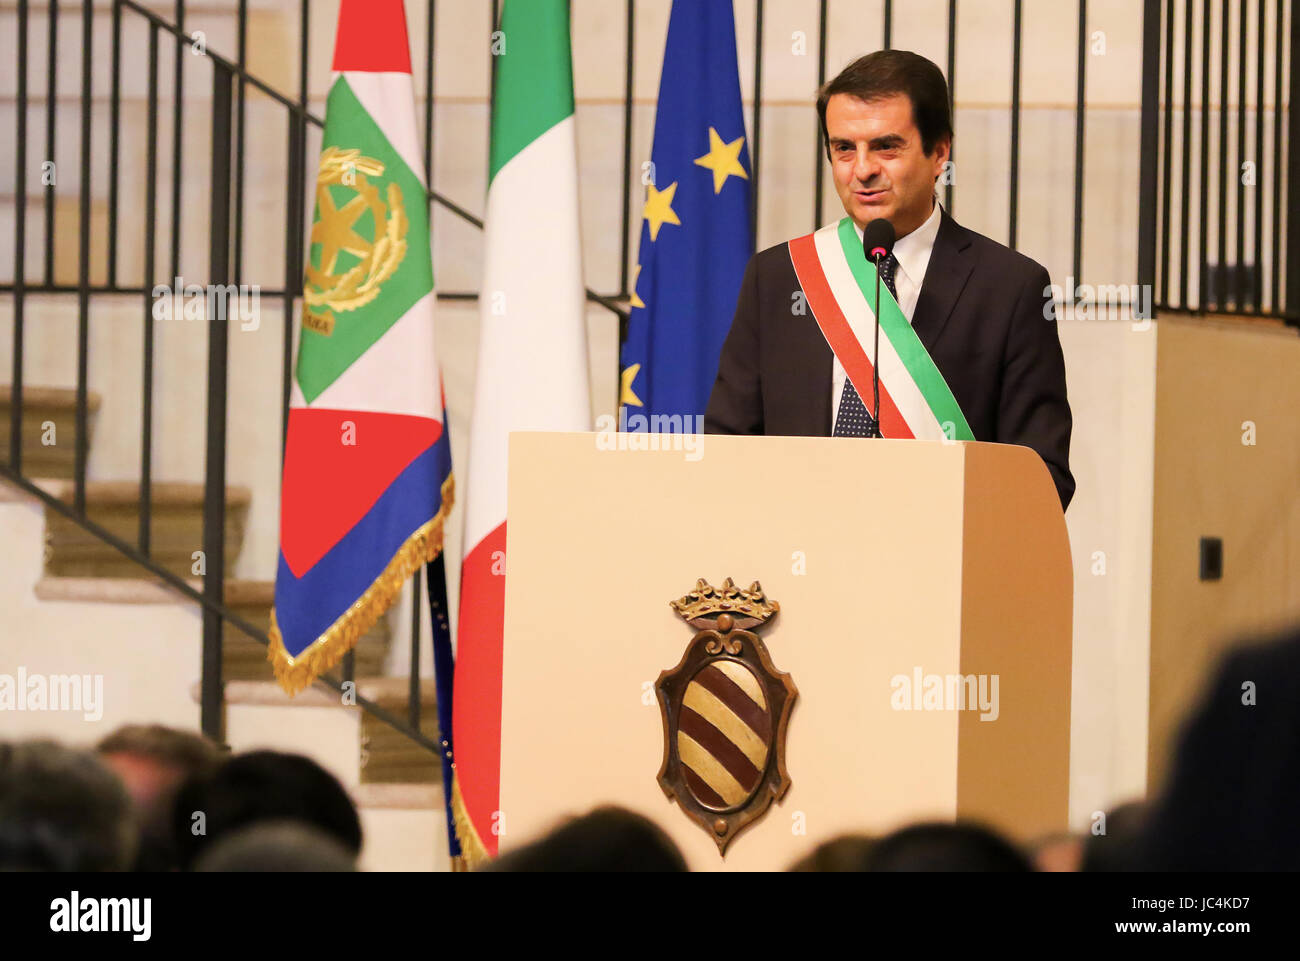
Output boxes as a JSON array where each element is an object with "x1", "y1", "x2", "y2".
[{"x1": 788, "y1": 217, "x2": 974, "y2": 441}]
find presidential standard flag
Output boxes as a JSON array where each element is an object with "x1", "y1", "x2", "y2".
[
  {"x1": 452, "y1": 0, "x2": 591, "y2": 865},
  {"x1": 619, "y1": 0, "x2": 753, "y2": 426},
  {"x1": 270, "y1": 0, "x2": 453, "y2": 696}
]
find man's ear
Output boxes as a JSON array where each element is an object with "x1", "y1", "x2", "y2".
[{"x1": 931, "y1": 136, "x2": 952, "y2": 180}]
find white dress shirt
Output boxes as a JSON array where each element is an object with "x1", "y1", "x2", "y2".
[{"x1": 830, "y1": 198, "x2": 943, "y2": 427}]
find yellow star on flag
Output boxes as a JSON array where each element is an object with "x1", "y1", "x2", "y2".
[
  {"x1": 621, "y1": 363, "x2": 643, "y2": 407},
  {"x1": 694, "y1": 127, "x2": 749, "y2": 194},
  {"x1": 629, "y1": 264, "x2": 645, "y2": 310},
  {"x1": 643, "y1": 182, "x2": 681, "y2": 242},
  {"x1": 311, "y1": 184, "x2": 371, "y2": 276}
]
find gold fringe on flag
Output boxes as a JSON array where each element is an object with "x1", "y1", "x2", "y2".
[
  {"x1": 450, "y1": 768, "x2": 491, "y2": 869},
  {"x1": 267, "y1": 474, "x2": 455, "y2": 696}
]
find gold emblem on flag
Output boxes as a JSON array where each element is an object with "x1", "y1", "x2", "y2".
[
  {"x1": 656, "y1": 578, "x2": 796, "y2": 854},
  {"x1": 302, "y1": 147, "x2": 408, "y2": 336}
]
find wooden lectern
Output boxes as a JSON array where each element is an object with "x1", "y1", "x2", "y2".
[{"x1": 499, "y1": 433, "x2": 1072, "y2": 871}]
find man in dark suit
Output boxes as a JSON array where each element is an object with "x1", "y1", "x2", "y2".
[{"x1": 705, "y1": 51, "x2": 1074, "y2": 510}]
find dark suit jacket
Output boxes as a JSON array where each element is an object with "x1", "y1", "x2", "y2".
[{"x1": 704, "y1": 207, "x2": 1075, "y2": 510}]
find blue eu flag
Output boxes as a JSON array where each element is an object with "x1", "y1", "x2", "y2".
[{"x1": 619, "y1": 0, "x2": 752, "y2": 430}]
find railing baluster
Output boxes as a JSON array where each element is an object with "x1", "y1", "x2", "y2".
[
  {"x1": 1216, "y1": 0, "x2": 1229, "y2": 306},
  {"x1": 1179, "y1": 0, "x2": 1193, "y2": 308},
  {"x1": 812, "y1": 0, "x2": 827, "y2": 231},
  {"x1": 425, "y1": 1, "x2": 436, "y2": 251},
  {"x1": 619, "y1": 0, "x2": 634, "y2": 298},
  {"x1": 11, "y1": 0, "x2": 29, "y2": 474},
  {"x1": 1235, "y1": 0, "x2": 1247, "y2": 307},
  {"x1": 108, "y1": 1, "x2": 122, "y2": 287},
  {"x1": 1270, "y1": 0, "x2": 1283, "y2": 313},
  {"x1": 74, "y1": 0, "x2": 93, "y2": 517},
  {"x1": 1286, "y1": 0, "x2": 1299, "y2": 319},
  {"x1": 299, "y1": 0, "x2": 309, "y2": 112},
  {"x1": 751, "y1": 0, "x2": 764, "y2": 253},
  {"x1": 1159, "y1": 0, "x2": 1174, "y2": 307},
  {"x1": 281, "y1": 113, "x2": 302, "y2": 451},
  {"x1": 43, "y1": 0, "x2": 57, "y2": 288},
  {"x1": 1251, "y1": 0, "x2": 1265, "y2": 312},
  {"x1": 171, "y1": 1, "x2": 185, "y2": 288},
  {"x1": 201, "y1": 62, "x2": 234, "y2": 743},
  {"x1": 409, "y1": 568, "x2": 422, "y2": 730},
  {"x1": 234, "y1": 0, "x2": 248, "y2": 286},
  {"x1": 141, "y1": 23, "x2": 160, "y2": 556},
  {"x1": 1009, "y1": 0, "x2": 1022, "y2": 249},
  {"x1": 1073, "y1": 0, "x2": 1088, "y2": 300},
  {"x1": 1137, "y1": 0, "x2": 1162, "y2": 303},
  {"x1": 1199, "y1": 0, "x2": 1211, "y2": 310},
  {"x1": 946, "y1": 0, "x2": 957, "y2": 215}
]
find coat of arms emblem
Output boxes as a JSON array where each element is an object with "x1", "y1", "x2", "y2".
[
  {"x1": 656, "y1": 578, "x2": 797, "y2": 854},
  {"x1": 302, "y1": 146, "x2": 409, "y2": 336}
]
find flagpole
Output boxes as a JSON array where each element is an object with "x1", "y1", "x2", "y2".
[{"x1": 425, "y1": 552, "x2": 464, "y2": 869}]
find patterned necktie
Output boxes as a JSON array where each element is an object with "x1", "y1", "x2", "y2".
[{"x1": 833, "y1": 252, "x2": 899, "y2": 437}]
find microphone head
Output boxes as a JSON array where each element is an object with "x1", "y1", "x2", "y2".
[{"x1": 862, "y1": 218, "x2": 896, "y2": 260}]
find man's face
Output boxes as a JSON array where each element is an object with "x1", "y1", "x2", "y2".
[
  {"x1": 825, "y1": 92, "x2": 949, "y2": 238},
  {"x1": 101, "y1": 752, "x2": 182, "y2": 813}
]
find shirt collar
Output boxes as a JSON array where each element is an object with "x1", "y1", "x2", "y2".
[{"x1": 851, "y1": 198, "x2": 943, "y2": 286}]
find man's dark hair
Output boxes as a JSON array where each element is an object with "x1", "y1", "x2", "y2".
[
  {"x1": 865, "y1": 822, "x2": 1033, "y2": 872},
  {"x1": 1081, "y1": 800, "x2": 1148, "y2": 872},
  {"x1": 816, "y1": 50, "x2": 954, "y2": 159},
  {"x1": 171, "y1": 750, "x2": 362, "y2": 870},
  {"x1": 97, "y1": 724, "x2": 225, "y2": 871},
  {"x1": 97, "y1": 723, "x2": 225, "y2": 772},
  {"x1": 486, "y1": 806, "x2": 688, "y2": 872},
  {"x1": 787, "y1": 834, "x2": 878, "y2": 872},
  {"x1": 193, "y1": 821, "x2": 358, "y2": 872},
  {"x1": 0, "y1": 740, "x2": 138, "y2": 871}
]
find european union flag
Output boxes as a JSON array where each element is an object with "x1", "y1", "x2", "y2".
[{"x1": 619, "y1": 0, "x2": 752, "y2": 430}]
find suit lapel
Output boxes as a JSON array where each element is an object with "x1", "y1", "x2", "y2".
[{"x1": 912, "y1": 208, "x2": 975, "y2": 352}]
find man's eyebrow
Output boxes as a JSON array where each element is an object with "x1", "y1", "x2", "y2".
[{"x1": 868, "y1": 134, "x2": 907, "y2": 149}]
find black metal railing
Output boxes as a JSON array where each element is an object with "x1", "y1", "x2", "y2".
[
  {"x1": 2, "y1": 0, "x2": 544, "y2": 757},
  {"x1": 2, "y1": 0, "x2": 1297, "y2": 763},
  {"x1": 1139, "y1": 0, "x2": 1297, "y2": 318}
]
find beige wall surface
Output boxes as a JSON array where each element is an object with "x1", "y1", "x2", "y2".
[
  {"x1": 1147, "y1": 319, "x2": 1300, "y2": 788},
  {"x1": 1058, "y1": 318, "x2": 1156, "y2": 824}
]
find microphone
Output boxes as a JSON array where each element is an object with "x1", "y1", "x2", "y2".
[{"x1": 861, "y1": 218, "x2": 895, "y2": 438}]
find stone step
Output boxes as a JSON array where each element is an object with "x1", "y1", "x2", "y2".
[
  {"x1": 42, "y1": 478, "x2": 251, "y2": 578},
  {"x1": 29, "y1": 574, "x2": 393, "y2": 684},
  {"x1": 355, "y1": 784, "x2": 449, "y2": 872},
  {"x1": 0, "y1": 384, "x2": 102, "y2": 479},
  {"x1": 357, "y1": 677, "x2": 443, "y2": 786},
  {"x1": 213, "y1": 677, "x2": 442, "y2": 788}
]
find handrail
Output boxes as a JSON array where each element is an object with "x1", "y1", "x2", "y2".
[{"x1": 0, "y1": 466, "x2": 442, "y2": 753}]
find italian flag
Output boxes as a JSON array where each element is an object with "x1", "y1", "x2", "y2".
[
  {"x1": 452, "y1": 0, "x2": 591, "y2": 864},
  {"x1": 270, "y1": 0, "x2": 452, "y2": 694}
]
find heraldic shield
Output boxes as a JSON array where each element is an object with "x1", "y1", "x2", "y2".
[{"x1": 657, "y1": 579, "x2": 797, "y2": 854}]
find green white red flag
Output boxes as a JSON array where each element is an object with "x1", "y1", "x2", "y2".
[{"x1": 451, "y1": 0, "x2": 591, "y2": 865}]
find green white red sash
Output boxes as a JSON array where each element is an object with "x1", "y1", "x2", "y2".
[{"x1": 788, "y1": 218, "x2": 974, "y2": 441}]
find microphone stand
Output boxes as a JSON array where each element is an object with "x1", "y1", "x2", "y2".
[{"x1": 869, "y1": 252, "x2": 883, "y2": 438}]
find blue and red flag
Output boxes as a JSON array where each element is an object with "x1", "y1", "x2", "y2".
[{"x1": 269, "y1": 0, "x2": 452, "y2": 699}]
